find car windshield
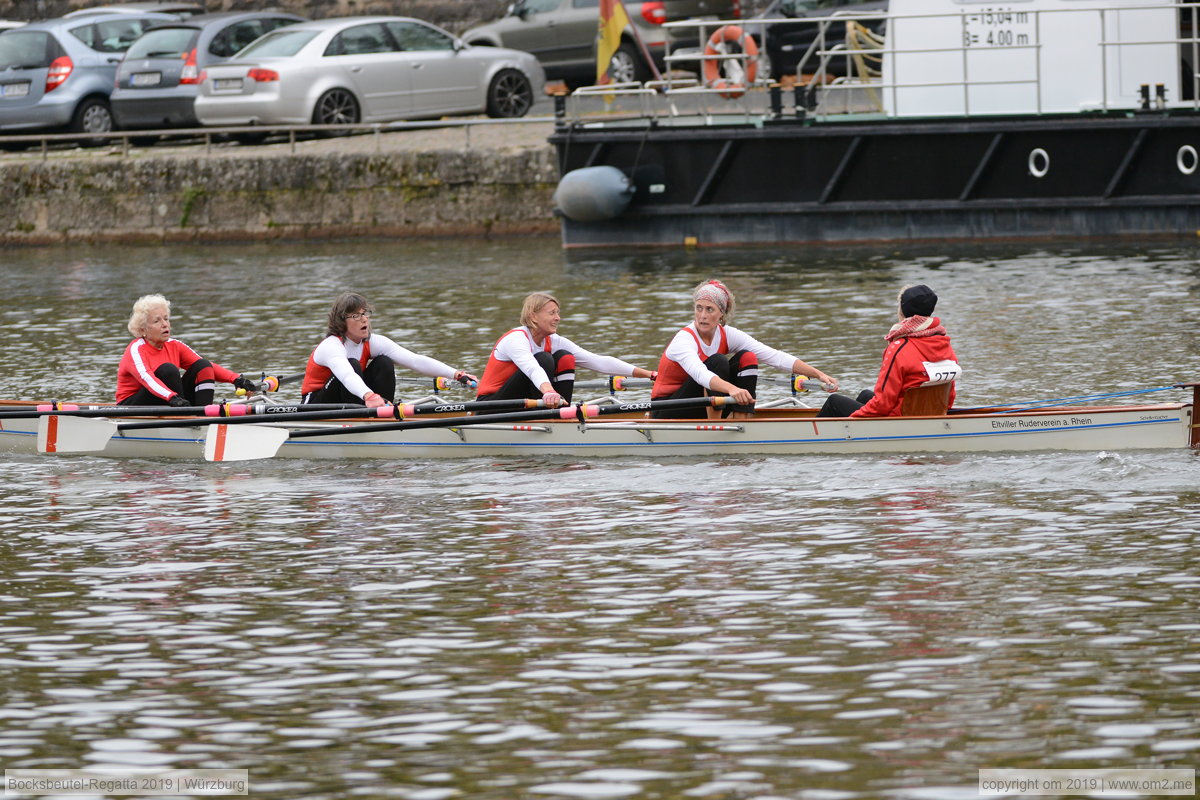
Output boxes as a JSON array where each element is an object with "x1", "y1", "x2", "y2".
[
  {"x1": 0, "y1": 30, "x2": 53, "y2": 69},
  {"x1": 124, "y1": 26, "x2": 197, "y2": 58},
  {"x1": 235, "y1": 28, "x2": 316, "y2": 58}
]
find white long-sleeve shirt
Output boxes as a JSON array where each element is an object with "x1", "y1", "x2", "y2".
[
  {"x1": 312, "y1": 333, "x2": 455, "y2": 400},
  {"x1": 665, "y1": 323, "x2": 799, "y2": 389},
  {"x1": 493, "y1": 327, "x2": 639, "y2": 389}
]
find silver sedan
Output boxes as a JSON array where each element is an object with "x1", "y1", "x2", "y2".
[{"x1": 194, "y1": 16, "x2": 546, "y2": 127}]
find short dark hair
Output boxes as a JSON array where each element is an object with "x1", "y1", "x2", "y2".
[{"x1": 326, "y1": 292, "x2": 373, "y2": 338}]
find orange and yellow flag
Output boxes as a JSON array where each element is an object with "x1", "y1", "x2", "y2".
[{"x1": 596, "y1": 0, "x2": 632, "y2": 85}]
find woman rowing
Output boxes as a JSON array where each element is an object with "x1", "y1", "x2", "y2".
[
  {"x1": 302, "y1": 292, "x2": 477, "y2": 408},
  {"x1": 651, "y1": 279, "x2": 839, "y2": 419},
  {"x1": 817, "y1": 284, "x2": 959, "y2": 418},
  {"x1": 476, "y1": 291, "x2": 656, "y2": 408},
  {"x1": 117, "y1": 294, "x2": 258, "y2": 407}
]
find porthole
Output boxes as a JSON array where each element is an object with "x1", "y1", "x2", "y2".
[
  {"x1": 1028, "y1": 148, "x2": 1050, "y2": 178},
  {"x1": 1177, "y1": 145, "x2": 1198, "y2": 175}
]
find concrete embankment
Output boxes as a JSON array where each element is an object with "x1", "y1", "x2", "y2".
[{"x1": 0, "y1": 121, "x2": 560, "y2": 245}]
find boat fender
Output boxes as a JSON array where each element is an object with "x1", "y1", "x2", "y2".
[
  {"x1": 703, "y1": 25, "x2": 759, "y2": 100},
  {"x1": 552, "y1": 166, "x2": 634, "y2": 222}
]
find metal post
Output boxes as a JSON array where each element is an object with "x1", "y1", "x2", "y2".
[
  {"x1": 553, "y1": 93, "x2": 567, "y2": 130},
  {"x1": 961, "y1": 10, "x2": 969, "y2": 115},
  {"x1": 1100, "y1": 9, "x2": 1107, "y2": 111}
]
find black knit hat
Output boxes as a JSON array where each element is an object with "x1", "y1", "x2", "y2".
[{"x1": 900, "y1": 285, "x2": 938, "y2": 317}]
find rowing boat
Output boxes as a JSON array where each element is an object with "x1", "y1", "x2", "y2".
[{"x1": 1, "y1": 383, "x2": 1195, "y2": 461}]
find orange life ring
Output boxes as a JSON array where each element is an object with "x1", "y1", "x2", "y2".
[{"x1": 702, "y1": 25, "x2": 759, "y2": 99}]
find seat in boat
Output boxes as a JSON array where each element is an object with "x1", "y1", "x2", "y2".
[{"x1": 900, "y1": 383, "x2": 951, "y2": 416}]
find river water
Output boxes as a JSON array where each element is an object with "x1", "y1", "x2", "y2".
[{"x1": 0, "y1": 237, "x2": 1197, "y2": 799}]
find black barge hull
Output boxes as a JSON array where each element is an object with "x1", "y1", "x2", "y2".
[{"x1": 549, "y1": 112, "x2": 1200, "y2": 247}]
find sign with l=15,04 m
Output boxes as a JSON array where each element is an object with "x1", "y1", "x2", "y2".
[{"x1": 961, "y1": 7, "x2": 1034, "y2": 48}]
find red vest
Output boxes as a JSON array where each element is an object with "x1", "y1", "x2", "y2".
[
  {"x1": 652, "y1": 326, "x2": 728, "y2": 398},
  {"x1": 477, "y1": 329, "x2": 551, "y2": 397},
  {"x1": 302, "y1": 337, "x2": 372, "y2": 395}
]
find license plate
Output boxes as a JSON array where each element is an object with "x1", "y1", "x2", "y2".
[
  {"x1": 214, "y1": 78, "x2": 243, "y2": 91},
  {"x1": 0, "y1": 82, "x2": 30, "y2": 98},
  {"x1": 131, "y1": 72, "x2": 161, "y2": 87}
]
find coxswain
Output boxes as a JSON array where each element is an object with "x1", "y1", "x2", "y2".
[{"x1": 817, "y1": 284, "x2": 959, "y2": 417}]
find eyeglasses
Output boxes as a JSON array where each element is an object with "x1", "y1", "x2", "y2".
[{"x1": 345, "y1": 311, "x2": 372, "y2": 320}]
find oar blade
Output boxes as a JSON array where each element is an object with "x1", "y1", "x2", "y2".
[
  {"x1": 37, "y1": 415, "x2": 119, "y2": 453},
  {"x1": 204, "y1": 423, "x2": 289, "y2": 462}
]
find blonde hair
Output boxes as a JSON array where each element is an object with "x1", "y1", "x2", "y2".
[
  {"x1": 520, "y1": 292, "x2": 559, "y2": 328},
  {"x1": 127, "y1": 294, "x2": 170, "y2": 337}
]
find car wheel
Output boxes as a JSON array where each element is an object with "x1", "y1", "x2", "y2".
[
  {"x1": 70, "y1": 97, "x2": 114, "y2": 145},
  {"x1": 609, "y1": 42, "x2": 649, "y2": 84},
  {"x1": 487, "y1": 69, "x2": 533, "y2": 118},
  {"x1": 312, "y1": 88, "x2": 360, "y2": 128}
]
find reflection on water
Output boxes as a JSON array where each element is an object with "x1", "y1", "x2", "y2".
[{"x1": 0, "y1": 238, "x2": 1198, "y2": 799}]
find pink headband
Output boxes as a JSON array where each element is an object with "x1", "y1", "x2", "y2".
[{"x1": 694, "y1": 280, "x2": 730, "y2": 313}]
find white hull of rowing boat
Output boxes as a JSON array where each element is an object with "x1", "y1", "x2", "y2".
[{"x1": 0, "y1": 403, "x2": 1192, "y2": 459}]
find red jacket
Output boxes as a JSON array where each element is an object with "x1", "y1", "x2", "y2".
[
  {"x1": 116, "y1": 338, "x2": 237, "y2": 402},
  {"x1": 852, "y1": 327, "x2": 958, "y2": 418}
]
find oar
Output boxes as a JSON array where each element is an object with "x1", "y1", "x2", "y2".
[
  {"x1": 36, "y1": 398, "x2": 550, "y2": 454},
  {"x1": 565, "y1": 376, "x2": 831, "y2": 393},
  {"x1": 35, "y1": 402, "x2": 358, "y2": 454},
  {"x1": 7, "y1": 401, "x2": 360, "y2": 421},
  {"x1": 204, "y1": 396, "x2": 726, "y2": 462},
  {"x1": 760, "y1": 376, "x2": 835, "y2": 393},
  {"x1": 397, "y1": 375, "x2": 481, "y2": 392},
  {"x1": 239, "y1": 371, "x2": 305, "y2": 395}
]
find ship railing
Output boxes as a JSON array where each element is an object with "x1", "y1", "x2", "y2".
[{"x1": 560, "y1": 3, "x2": 1200, "y2": 123}]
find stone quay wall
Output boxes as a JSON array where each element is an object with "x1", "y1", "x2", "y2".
[{"x1": 0, "y1": 137, "x2": 560, "y2": 245}]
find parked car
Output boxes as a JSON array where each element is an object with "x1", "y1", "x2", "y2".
[
  {"x1": 65, "y1": 3, "x2": 205, "y2": 19},
  {"x1": 463, "y1": 0, "x2": 738, "y2": 88},
  {"x1": 194, "y1": 17, "x2": 545, "y2": 130},
  {"x1": 111, "y1": 11, "x2": 306, "y2": 129},
  {"x1": 0, "y1": 12, "x2": 179, "y2": 135}
]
